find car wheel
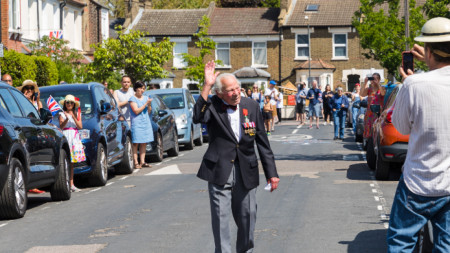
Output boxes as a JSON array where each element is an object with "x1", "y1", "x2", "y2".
[
  {"x1": 167, "y1": 130, "x2": 179, "y2": 157},
  {"x1": 50, "y1": 149, "x2": 71, "y2": 201},
  {"x1": 375, "y1": 146, "x2": 390, "y2": 180},
  {"x1": 362, "y1": 138, "x2": 368, "y2": 151},
  {"x1": 89, "y1": 143, "x2": 108, "y2": 186},
  {"x1": 185, "y1": 129, "x2": 194, "y2": 150},
  {"x1": 150, "y1": 132, "x2": 163, "y2": 162},
  {"x1": 355, "y1": 133, "x2": 363, "y2": 143},
  {"x1": 366, "y1": 138, "x2": 376, "y2": 170},
  {"x1": 115, "y1": 136, "x2": 134, "y2": 174},
  {"x1": 194, "y1": 130, "x2": 203, "y2": 146},
  {"x1": 0, "y1": 158, "x2": 27, "y2": 219}
]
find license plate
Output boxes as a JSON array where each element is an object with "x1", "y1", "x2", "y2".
[{"x1": 79, "y1": 129, "x2": 90, "y2": 139}]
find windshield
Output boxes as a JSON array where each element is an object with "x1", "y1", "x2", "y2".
[
  {"x1": 158, "y1": 93, "x2": 185, "y2": 109},
  {"x1": 40, "y1": 90, "x2": 94, "y2": 115}
]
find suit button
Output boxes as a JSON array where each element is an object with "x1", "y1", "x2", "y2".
[{"x1": 231, "y1": 160, "x2": 234, "y2": 163}]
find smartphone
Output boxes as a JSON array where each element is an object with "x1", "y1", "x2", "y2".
[
  {"x1": 402, "y1": 51, "x2": 414, "y2": 73},
  {"x1": 368, "y1": 77, "x2": 374, "y2": 81}
]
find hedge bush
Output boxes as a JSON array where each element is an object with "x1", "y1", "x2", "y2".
[
  {"x1": 33, "y1": 56, "x2": 59, "y2": 86},
  {"x1": 0, "y1": 50, "x2": 37, "y2": 87}
]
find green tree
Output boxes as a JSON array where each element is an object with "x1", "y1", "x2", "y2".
[
  {"x1": 353, "y1": 0, "x2": 449, "y2": 78},
  {"x1": 89, "y1": 26, "x2": 174, "y2": 83},
  {"x1": 0, "y1": 50, "x2": 37, "y2": 87},
  {"x1": 259, "y1": 0, "x2": 279, "y2": 8},
  {"x1": 182, "y1": 16, "x2": 220, "y2": 87},
  {"x1": 153, "y1": 0, "x2": 217, "y2": 9},
  {"x1": 29, "y1": 36, "x2": 84, "y2": 83},
  {"x1": 33, "y1": 56, "x2": 59, "y2": 86}
]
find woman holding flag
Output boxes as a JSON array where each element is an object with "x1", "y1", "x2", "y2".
[{"x1": 58, "y1": 94, "x2": 86, "y2": 192}]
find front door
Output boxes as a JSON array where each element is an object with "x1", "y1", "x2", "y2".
[{"x1": 347, "y1": 74, "x2": 360, "y2": 93}]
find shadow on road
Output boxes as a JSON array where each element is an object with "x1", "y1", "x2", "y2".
[
  {"x1": 339, "y1": 229, "x2": 387, "y2": 252},
  {"x1": 346, "y1": 163, "x2": 373, "y2": 180}
]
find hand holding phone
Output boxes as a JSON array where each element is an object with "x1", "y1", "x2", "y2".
[
  {"x1": 402, "y1": 51, "x2": 414, "y2": 74},
  {"x1": 368, "y1": 77, "x2": 374, "y2": 81}
]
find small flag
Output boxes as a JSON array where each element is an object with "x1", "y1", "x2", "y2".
[
  {"x1": 46, "y1": 95, "x2": 62, "y2": 117},
  {"x1": 75, "y1": 97, "x2": 81, "y2": 121}
]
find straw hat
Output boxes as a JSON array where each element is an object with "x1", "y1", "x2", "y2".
[
  {"x1": 17, "y1": 80, "x2": 39, "y2": 93},
  {"x1": 59, "y1": 94, "x2": 80, "y2": 108},
  {"x1": 415, "y1": 17, "x2": 450, "y2": 43}
]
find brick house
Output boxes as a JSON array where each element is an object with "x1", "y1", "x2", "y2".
[{"x1": 0, "y1": 0, "x2": 108, "y2": 57}]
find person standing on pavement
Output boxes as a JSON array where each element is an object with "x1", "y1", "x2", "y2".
[
  {"x1": 263, "y1": 95, "x2": 274, "y2": 134},
  {"x1": 1, "y1": 74, "x2": 13, "y2": 86},
  {"x1": 194, "y1": 61, "x2": 279, "y2": 253},
  {"x1": 322, "y1": 84, "x2": 334, "y2": 125},
  {"x1": 296, "y1": 82, "x2": 308, "y2": 125},
  {"x1": 330, "y1": 87, "x2": 349, "y2": 140},
  {"x1": 351, "y1": 83, "x2": 361, "y2": 133},
  {"x1": 307, "y1": 80, "x2": 322, "y2": 129},
  {"x1": 276, "y1": 87, "x2": 283, "y2": 124},
  {"x1": 360, "y1": 72, "x2": 385, "y2": 140},
  {"x1": 264, "y1": 80, "x2": 279, "y2": 132},
  {"x1": 387, "y1": 17, "x2": 450, "y2": 252},
  {"x1": 113, "y1": 76, "x2": 135, "y2": 127}
]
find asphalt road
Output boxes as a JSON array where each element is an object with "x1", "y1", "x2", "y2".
[{"x1": 0, "y1": 120, "x2": 402, "y2": 253}]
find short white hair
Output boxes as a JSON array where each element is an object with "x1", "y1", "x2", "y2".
[{"x1": 213, "y1": 73, "x2": 241, "y2": 95}]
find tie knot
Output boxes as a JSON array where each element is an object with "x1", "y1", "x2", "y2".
[{"x1": 222, "y1": 103, "x2": 237, "y2": 111}]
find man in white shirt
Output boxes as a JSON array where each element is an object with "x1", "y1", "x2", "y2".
[
  {"x1": 387, "y1": 17, "x2": 450, "y2": 252},
  {"x1": 264, "y1": 80, "x2": 279, "y2": 131},
  {"x1": 276, "y1": 88, "x2": 283, "y2": 124}
]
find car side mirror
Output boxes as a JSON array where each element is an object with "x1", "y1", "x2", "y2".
[
  {"x1": 158, "y1": 110, "x2": 168, "y2": 117},
  {"x1": 370, "y1": 104, "x2": 381, "y2": 116},
  {"x1": 360, "y1": 100, "x2": 368, "y2": 108},
  {"x1": 100, "y1": 102, "x2": 112, "y2": 114},
  {"x1": 39, "y1": 108, "x2": 53, "y2": 124}
]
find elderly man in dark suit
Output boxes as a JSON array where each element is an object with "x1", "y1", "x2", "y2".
[{"x1": 193, "y1": 61, "x2": 279, "y2": 253}]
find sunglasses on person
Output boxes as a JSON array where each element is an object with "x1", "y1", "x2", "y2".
[
  {"x1": 65, "y1": 101, "x2": 75, "y2": 105},
  {"x1": 23, "y1": 86, "x2": 34, "y2": 91}
]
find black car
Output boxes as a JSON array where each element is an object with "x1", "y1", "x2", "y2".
[
  {"x1": 40, "y1": 83, "x2": 134, "y2": 187},
  {"x1": 0, "y1": 82, "x2": 71, "y2": 219},
  {"x1": 145, "y1": 94, "x2": 179, "y2": 162}
]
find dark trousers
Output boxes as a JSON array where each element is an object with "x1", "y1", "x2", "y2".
[
  {"x1": 208, "y1": 162, "x2": 257, "y2": 253},
  {"x1": 276, "y1": 108, "x2": 282, "y2": 122}
]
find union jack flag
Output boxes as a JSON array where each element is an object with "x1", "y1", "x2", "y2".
[
  {"x1": 49, "y1": 30, "x2": 63, "y2": 39},
  {"x1": 46, "y1": 95, "x2": 62, "y2": 117}
]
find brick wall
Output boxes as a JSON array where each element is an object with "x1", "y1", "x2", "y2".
[
  {"x1": 1, "y1": 0, "x2": 8, "y2": 46},
  {"x1": 280, "y1": 27, "x2": 384, "y2": 90},
  {"x1": 88, "y1": 1, "x2": 100, "y2": 49}
]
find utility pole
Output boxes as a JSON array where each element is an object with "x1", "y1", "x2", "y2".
[
  {"x1": 305, "y1": 15, "x2": 311, "y2": 88},
  {"x1": 405, "y1": 0, "x2": 410, "y2": 50}
]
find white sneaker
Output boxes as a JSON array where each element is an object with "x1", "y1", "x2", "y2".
[
  {"x1": 71, "y1": 186, "x2": 81, "y2": 192},
  {"x1": 324, "y1": 122, "x2": 327, "y2": 125}
]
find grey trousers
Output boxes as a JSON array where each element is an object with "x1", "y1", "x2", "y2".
[{"x1": 208, "y1": 162, "x2": 257, "y2": 253}]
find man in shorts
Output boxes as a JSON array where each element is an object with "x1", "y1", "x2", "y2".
[{"x1": 307, "y1": 80, "x2": 322, "y2": 129}]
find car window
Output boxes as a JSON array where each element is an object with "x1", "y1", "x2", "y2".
[
  {"x1": 151, "y1": 96, "x2": 160, "y2": 115},
  {"x1": 10, "y1": 89, "x2": 39, "y2": 119},
  {"x1": 158, "y1": 93, "x2": 185, "y2": 109},
  {"x1": 157, "y1": 96, "x2": 167, "y2": 110},
  {"x1": 186, "y1": 91, "x2": 195, "y2": 108},
  {"x1": 0, "y1": 88, "x2": 23, "y2": 117},
  {"x1": 107, "y1": 90, "x2": 117, "y2": 110},
  {"x1": 94, "y1": 86, "x2": 110, "y2": 109},
  {"x1": 40, "y1": 90, "x2": 94, "y2": 115}
]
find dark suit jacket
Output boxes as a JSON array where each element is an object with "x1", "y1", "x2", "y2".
[{"x1": 193, "y1": 95, "x2": 278, "y2": 190}]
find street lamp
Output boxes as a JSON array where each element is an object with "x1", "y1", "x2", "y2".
[{"x1": 305, "y1": 15, "x2": 311, "y2": 88}]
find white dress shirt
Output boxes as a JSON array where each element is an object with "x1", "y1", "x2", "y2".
[
  {"x1": 225, "y1": 103, "x2": 241, "y2": 142},
  {"x1": 392, "y1": 65, "x2": 450, "y2": 197}
]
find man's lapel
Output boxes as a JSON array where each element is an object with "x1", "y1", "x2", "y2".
[{"x1": 211, "y1": 97, "x2": 237, "y2": 142}]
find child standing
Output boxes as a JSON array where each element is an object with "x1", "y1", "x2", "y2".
[{"x1": 263, "y1": 95, "x2": 274, "y2": 135}]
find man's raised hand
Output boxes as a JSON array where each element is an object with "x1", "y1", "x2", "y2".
[{"x1": 204, "y1": 61, "x2": 220, "y2": 88}]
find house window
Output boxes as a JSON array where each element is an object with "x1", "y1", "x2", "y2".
[
  {"x1": 9, "y1": 0, "x2": 20, "y2": 30},
  {"x1": 296, "y1": 34, "x2": 309, "y2": 59},
  {"x1": 252, "y1": 42, "x2": 267, "y2": 67},
  {"x1": 216, "y1": 42, "x2": 230, "y2": 67},
  {"x1": 173, "y1": 42, "x2": 188, "y2": 68},
  {"x1": 333, "y1": 33, "x2": 348, "y2": 59}
]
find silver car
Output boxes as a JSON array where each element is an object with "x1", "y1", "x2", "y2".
[{"x1": 144, "y1": 88, "x2": 203, "y2": 149}]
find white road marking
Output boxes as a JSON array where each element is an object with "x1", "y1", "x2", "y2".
[
  {"x1": 119, "y1": 176, "x2": 129, "y2": 181},
  {"x1": 296, "y1": 125, "x2": 302, "y2": 129},
  {"x1": 146, "y1": 165, "x2": 182, "y2": 176},
  {"x1": 179, "y1": 154, "x2": 185, "y2": 157},
  {"x1": 0, "y1": 223, "x2": 8, "y2": 228},
  {"x1": 372, "y1": 189, "x2": 377, "y2": 193},
  {"x1": 384, "y1": 222, "x2": 389, "y2": 229},
  {"x1": 370, "y1": 183, "x2": 374, "y2": 187},
  {"x1": 154, "y1": 162, "x2": 162, "y2": 166},
  {"x1": 374, "y1": 196, "x2": 380, "y2": 201},
  {"x1": 377, "y1": 205, "x2": 383, "y2": 211},
  {"x1": 133, "y1": 169, "x2": 140, "y2": 174},
  {"x1": 292, "y1": 129, "x2": 298, "y2": 134},
  {"x1": 89, "y1": 188, "x2": 101, "y2": 193},
  {"x1": 41, "y1": 207, "x2": 50, "y2": 211},
  {"x1": 106, "y1": 182, "x2": 114, "y2": 186}
]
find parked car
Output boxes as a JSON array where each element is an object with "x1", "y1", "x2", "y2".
[
  {"x1": 40, "y1": 83, "x2": 134, "y2": 187},
  {"x1": 192, "y1": 94, "x2": 212, "y2": 141},
  {"x1": 364, "y1": 85, "x2": 409, "y2": 180},
  {"x1": 144, "y1": 94, "x2": 179, "y2": 162},
  {"x1": 145, "y1": 88, "x2": 202, "y2": 149},
  {"x1": 0, "y1": 82, "x2": 71, "y2": 219}
]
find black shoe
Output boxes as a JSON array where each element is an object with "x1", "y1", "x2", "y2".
[
  {"x1": 339, "y1": 137, "x2": 344, "y2": 140},
  {"x1": 333, "y1": 137, "x2": 338, "y2": 140}
]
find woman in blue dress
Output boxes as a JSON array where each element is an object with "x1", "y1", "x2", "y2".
[{"x1": 129, "y1": 81, "x2": 154, "y2": 169}]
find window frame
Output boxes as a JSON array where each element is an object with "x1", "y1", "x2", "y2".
[
  {"x1": 295, "y1": 34, "x2": 310, "y2": 60},
  {"x1": 252, "y1": 41, "x2": 268, "y2": 68},
  {"x1": 332, "y1": 33, "x2": 348, "y2": 60},
  {"x1": 215, "y1": 42, "x2": 231, "y2": 68}
]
